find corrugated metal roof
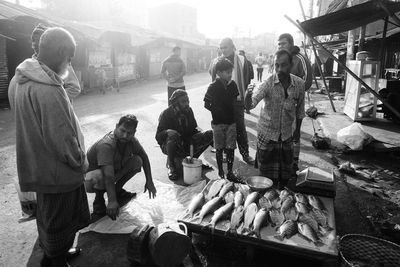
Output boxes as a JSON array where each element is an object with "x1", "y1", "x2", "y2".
[{"x1": 0, "y1": 0, "x2": 49, "y2": 21}]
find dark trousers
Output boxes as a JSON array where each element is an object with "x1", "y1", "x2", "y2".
[
  {"x1": 167, "y1": 86, "x2": 186, "y2": 105},
  {"x1": 234, "y1": 103, "x2": 249, "y2": 158},
  {"x1": 257, "y1": 68, "x2": 263, "y2": 81}
]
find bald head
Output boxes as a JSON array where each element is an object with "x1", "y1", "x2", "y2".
[
  {"x1": 38, "y1": 27, "x2": 76, "y2": 77},
  {"x1": 219, "y1": 37, "x2": 235, "y2": 57}
]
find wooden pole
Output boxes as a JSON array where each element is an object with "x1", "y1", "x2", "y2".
[
  {"x1": 358, "y1": 26, "x2": 366, "y2": 52},
  {"x1": 285, "y1": 15, "x2": 400, "y2": 121},
  {"x1": 378, "y1": 17, "x2": 388, "y2": 79}
]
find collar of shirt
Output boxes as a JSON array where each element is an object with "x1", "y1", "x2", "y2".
[{"x1": 273, "y1": 73, "x2": 293, "y2": 87}]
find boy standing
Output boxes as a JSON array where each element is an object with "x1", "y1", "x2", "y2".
[{"x1": 204, "y1": 58, "x2": 239, "y2": 181}]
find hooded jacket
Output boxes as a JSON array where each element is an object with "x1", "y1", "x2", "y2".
[
  {"x1": 8, "y1": 58, "x2": 86, "y2": 193},
  {"x1": 290, "y1": 46, "x2": 313, "y2": 91}
]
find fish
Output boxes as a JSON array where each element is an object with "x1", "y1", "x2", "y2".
[
  {"x1": 275, "y1": 220, "x2": 297, "y2": 241},
  {"x1": 297, "y1": 222, "x2": 323, "y2": 246},
  {"x1": 307, "y1": 195, "x2": 326, "y2": 211},
  {"x1": 244, "y1": 192, "x2": 259, "y2": 209},
  {"x1": 186, "y1": 193, "x2": 205, "y2": 218},
  {"x1": 251, "y1": 208, "x2": 269, "y2": 238},
  {"x1": 218, "y1": 181, "x2": 234, "y2": 198},
  {"x1": 206, "y1": 202, "x2": 234, "y2": 232},
  {"x1": 269, "y1": 209, "x2": 285, "y2": 227},
  {"x1": 311, "y1": 208, "x2": 331, "y2": 229},
  {"x1": 295, "y1": 202, "x2": 310, "y2": 214},
  {"x1": 280, "y1": 195, "x2": 295, "y2": 214},
  {"x1": 224, "y1": 191, "x2": 235, "y2": 203},
  {"x1": 229, "y1": 205, "x2": 245, "y2": 233},
  {"x1": 294, "y1": 193, "x2": 309, "y2": 205},
  {"x1": 234, "y1": 191, "x2": 244, "y2": 209},
  {"x1": 195, "y1": 196, "x2": 222, "y2": 223},
  {"x1": 264, "y1": 189, "x2": 279, "y2": 201},
  {"x1": 242, "y1": 203, "x2": 258, "y2": 234},
  {"x1": 283, "y1": 206, "x2": 299, "y2": 221},
  {"x1": 298, "y1": 213, "x2": 319, "y2": 233},
  {"x1": 206, "y1": 179, "x2": 226, "y2": 200},
  {"x1": 279, "y1": 189, "x2": 292, "y2": 202},
  {"x1": 258, "y1": 196, "x2": 272, "y2": 209}
]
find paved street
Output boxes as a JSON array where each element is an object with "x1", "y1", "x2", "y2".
[{"x1": 1, "y1": 71, "x2": 399, "y2": 266}]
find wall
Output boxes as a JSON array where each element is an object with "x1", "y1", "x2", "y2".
[{"x1": 0, "y1": 37, "x2": 9, "y2": 103}]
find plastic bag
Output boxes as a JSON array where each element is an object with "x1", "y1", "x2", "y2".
[
  {"x1": 337, "y1": 123, "x2": 374, "y2": 150},
  {"x1": 13, "y1": 177, "x2": 37, "y2": 223}
]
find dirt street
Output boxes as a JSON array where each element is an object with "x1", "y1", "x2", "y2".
[{"x1": 1, "y1": 71, "x2": 399, "y2": 267}]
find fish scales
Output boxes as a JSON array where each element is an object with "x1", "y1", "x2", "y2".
[{"x1": 187, "y1": 193, "x2": 205, "y2": 217}]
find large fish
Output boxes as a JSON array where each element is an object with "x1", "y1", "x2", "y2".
[
  {"x1": 206, "y1": 202, "x2": 234, "y2": 232},
  {"x1": 206, "y1": 179, "x2": 226, "y2": 200},
  {"x1": 294, "y1": 193, "x2": 309, "y2": 205},
  {"x1": 258, "y1": 196, "x2": 272, "y2": 209},
  {"x1": 279, "y1": 189, "x2": 292, "y2": 202},
  {"x1": 218, "y1": 181, "x2": 234, "y2": 198},
  {"x1": 234, "y1": 191, "x2": 244, "y2": 209},
  {"x1": 244, "y1": 192, "x2": 259, "y2": 209},
  {"x1": 298, "y1": 213, "x2": 319, "y2": 233},
  {"x1": 307, "y1": 195, "x2": 326, "y2": 211},
  {"x1": 229, "y1": 205, "x2": 245, "y2": 234},
  {"x1": 283, "y1": 206, "x2": 299, "y2": 221},
  {"x1": 186, "y1": 193, "x2": 205, "y2": 218},
  {"x1": 264, "y1": 189, "x2": 280, "y2": 201},
  {"x1": 311, "y1": 208, "x2": 331, "y2": 230},
  {"x1": 280, "y1": 195, "x2": 295, "y2": 214},
  {"x1": 269, "y1": 209, "x2": 285, "y2": 227},
  {"x1": 242, "y1": 202, "x2": 258, "y2": 233},
  {"x1": 251, "y1": 208, "x2": 269, "y2": 238},
  {"x1": 224, "y1": 191, "x2": 235, "y2": 204},
  {"x1": 297, "y1": 222, "x2": 323, "y2": 246},
  {"x1": 275, "y1": 220, "x2": 297, "y2": 241},
  {"x1": 295, "y1": 202, "x2": 310, "y2": 214},
  {"x1": 196, "y1": 196, "x2": 222, "y2": 223}
]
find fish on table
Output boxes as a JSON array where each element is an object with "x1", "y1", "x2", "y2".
[
  {"x1": 297, "y1": 222, "x2": 323, "y2": 246},
  {"x1": 244, "y1": 192, "x2": 259, "y2": 209},
  {"x1": 228, "y1": 205, "x2": 245, "y2": 234},
  {"x1": 195, "y1": 196, "x2": 222, "y2": 223},
  {"x1": 269, "y1": 208, "x2": 285, "y2": 227},
  {"x1": 251, "y1": 208, "x2": 269, "y2": 238},
  {"x1": 205, "y1": 202, "x2": 234, "y2": 233},
  {"x1": 206, "y1": 179, "x2": 226, "y2": 200},
  {"x1": 275, "y1": 220, "x2": 298, "y2": 241},
  {"x1": 241, "y1": 202, "x2": 258, "y2": 234},
  {"x1": 307, "y1": 195, "x2": 326, "y2": 211},
  {"x1": 224, "y1": 191, "x2": 235, "y2": 203},
  {"x1": 233, "y1": 191, "x2": 244, "y2": 209},
  {"x1": 294, "y1": 193, "x2": 309, "y2": 205},
  {"x1": 218, "y1": 181, "x2": 234, "y2": 198},
  {"x1": 186, "y1": 193, "x2": 205, "y2": 218}
]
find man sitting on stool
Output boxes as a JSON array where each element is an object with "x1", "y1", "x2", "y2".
[
  {"x1": 156, "y1": 90, "x2": 213, "y2": 180},
  {"x1": 86, "y1": 115, "x2": 157, "y2": 220}
]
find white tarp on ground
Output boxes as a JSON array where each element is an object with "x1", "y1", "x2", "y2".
[{"x1": 80, "y1": 180, "x2": 207, "y2": 234}]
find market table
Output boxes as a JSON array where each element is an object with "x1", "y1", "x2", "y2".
[{"x1": 178, "y1": 180, "x2": 339, "y2": 266}]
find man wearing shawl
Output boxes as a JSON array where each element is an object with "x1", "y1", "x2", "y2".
[{"x1": 156, "y1": 90, "x2": 213, "y2": 180}]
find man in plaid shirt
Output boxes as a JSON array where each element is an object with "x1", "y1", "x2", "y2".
[{"x1": 245, "y1": 50, "x2": 305, "y2": 189}]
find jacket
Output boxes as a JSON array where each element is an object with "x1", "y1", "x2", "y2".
[
  {"x1": 291, "y1": 46, "x2": 313, "y2": 91},
  {"x1": 8, "y1": 58, "x2": 86, "y2": 193}
]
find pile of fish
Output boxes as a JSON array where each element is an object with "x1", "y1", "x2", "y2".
[{"x1": 185, "y1": 179, "x2": 334, "y2": 246}]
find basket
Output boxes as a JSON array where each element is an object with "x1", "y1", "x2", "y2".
[{"x1": 339, "y1": 234, "x2": 400, "y2": 267}]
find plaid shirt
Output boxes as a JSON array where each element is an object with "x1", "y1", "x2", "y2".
[{"x1": 250, "y1": 73, "x2": 305, "y2": 148}]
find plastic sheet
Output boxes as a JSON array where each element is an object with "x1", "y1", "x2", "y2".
[{"x1": 80, "y1": 179, "x2": 207, "y2": 234}]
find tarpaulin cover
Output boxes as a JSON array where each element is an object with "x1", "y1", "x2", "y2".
[
  {"x1": 80, "y1": 179, "x2": 207, "y2": 234},
  {"x1": 300, "y1": 0, "x2": 400, "y2": 37}
]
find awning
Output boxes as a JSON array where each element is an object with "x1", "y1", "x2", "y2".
[{"x1": 300, "y1": 0, "x2": 400, "y2": 37}]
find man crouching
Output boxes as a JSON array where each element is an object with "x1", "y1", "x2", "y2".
[
  {"x1": 156, "y1": 90, "x2": 213, "y2": 180},
  {"x1": 86, "y1": 115, "x2": 157, "y2": 220}
]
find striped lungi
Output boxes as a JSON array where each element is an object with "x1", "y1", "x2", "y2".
[
  {"x1": 257, "y1": 137, "x2": 293, "y2": 189},
  {"x1": 36, "y1": 184, "x2": 90, "y2": 258}
]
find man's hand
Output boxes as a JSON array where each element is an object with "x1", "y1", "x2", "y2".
[
  {"x1": 144, "y1": 181, "x2": 157, "y2": 199},
  {"x1": 244, "y1": 85, "x2": 254, "y2": 111},
  {"x1": 166, "y1": 129, "x2": 179, "y2": 138},
  {"x1": 106, "y1": 200, "x2": 119, "y2": 220}
]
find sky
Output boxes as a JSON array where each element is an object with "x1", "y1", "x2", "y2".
[{"x1": 14, "y1": 0, "x2": 309, "y2": 39}]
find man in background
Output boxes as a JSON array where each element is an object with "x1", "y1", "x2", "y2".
[
  {"x1": 9, "y1": 27, "x2": 89, "y2": 267},
  {"x1": 255, "y1": 52, "x2": 265, "y2": 82},
  {"x1": 161, "y1": 46, "x2": 187, "y2": 105},
  {"x1": 278, "y1": 33, "x2": 312, "y2": 174},
  {"x1": 209, "y1": 38, "x2": 255, "y2": 165}
]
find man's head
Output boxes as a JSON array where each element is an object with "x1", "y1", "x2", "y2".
[
  {"x1": 37, "y1": 27, "x2": 76, "y2": 78},
  {"x1": 169, "y1": 89, "x2": 190, "y2": 112},
  {"x1": 215, "y1": 58, "x2": 233, "y2": 82},
  {"x1": 278, "y1": 33, "x2": 294, "y2": 51},
  {"x1": 274, "y1": 49, "x2": 293, "y2": 81},
  {"x1": 172, "y1": 46, "x2": 181, "y2": 57},
  {"x1": 219, "y1": 38, "x2": 235, "y2": 57},
  {"x1": 115, "y1": 114, "x2": 138, "y2": 143},
  {"x1": 31, "y1": 23, "x2": 48, "y2": 55}
]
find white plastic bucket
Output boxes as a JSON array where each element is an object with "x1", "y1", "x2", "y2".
[{"x1": 182, "y1": 158, "x2": 203, "y2": 185}]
